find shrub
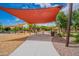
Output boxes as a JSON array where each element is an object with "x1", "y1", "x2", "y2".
[
  {"x1": 57, "y1": 33, "x2": 62, "y2": 37},
  {"x1": 74, "y1": 33, "x2": 79, "y2": 43},
  {"x1": 4, "y1": 27, "x2": 11, "y2": 31}
]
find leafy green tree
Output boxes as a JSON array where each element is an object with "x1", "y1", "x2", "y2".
[
  {"x1": 72, "y1": 9, "x2": 79, "y2": 32},
  {"x1": 0, "y1": 24, "x2": 4, "y2": 32},
  {"x1": 12, "y1": 27, "x2": 21, "y2": 33},
  {"x1": 56, "y1": 12, "x2": 68, "y2": 33}
]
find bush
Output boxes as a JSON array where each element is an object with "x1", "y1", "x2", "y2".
[
  {"x1": 4, "y1": 27, "x2": 11, "y2": 31},
  {"x1": 57, "y1": 33, "x2": 62, "y2": 37},
  {"x1": 74, "y1": 33, "x2": 79, "y2": 43}
]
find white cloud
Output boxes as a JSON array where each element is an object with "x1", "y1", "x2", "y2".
[
  {"x1": 61, "y1": 3, "x2": 79, "y2": 15},
  {"x1": 52, "y1": 4, "x2": 58, "y2": 7},
  {"x1": 36, "y1": 22, "x2": 56, "y2": 26},
  {"x1": 15, "y1": 18, "x2": 20, "y2": 22},
  {"x1": 22, "y1": 6, "x2": 29, "y2": 9},
  {"x1": 44, "y1": 3, "x2": 52, "y2": 8},
  {"x1": 73, "y1": 3, "x2": 79, "y2": 10},
  {"x1": 22, "y1": 7, "x2": 26, "y2": 9},
  {"x1": 35, "y1": 3, "x2": 52, "y2": 8}
]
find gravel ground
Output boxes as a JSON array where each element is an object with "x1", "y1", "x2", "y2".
[{"x1": 52, "y1": 35, "x2": 79, "y2": 56}]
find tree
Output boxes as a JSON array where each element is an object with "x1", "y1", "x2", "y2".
[
  {"x1": 0, "y1": 24, "x2": 3, "y2": 32},
  {"x1": 12, "y1": 27, "x2": 21, "y2": 33},
  {"x1": 4, "y1": 27, "x2": 11, "y2": 32},
  {"x1": 56, "y1": 12, "x2": 68, "y2": 33},
  {"x1": 72, "y1": 9, "x2": 79, "y2": 32}
]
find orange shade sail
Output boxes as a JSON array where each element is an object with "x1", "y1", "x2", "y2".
[{"x1": 0, "y1": 6, "x2": 62, "y2": 24}]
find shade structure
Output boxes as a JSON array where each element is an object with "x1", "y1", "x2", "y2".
[{"x1": 0, "y1": 6, "x2": 62, "y2": 24}]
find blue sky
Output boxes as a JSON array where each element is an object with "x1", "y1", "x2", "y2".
[{"x1": 0, "y1": 3, "x2": 67, "y2": 26}]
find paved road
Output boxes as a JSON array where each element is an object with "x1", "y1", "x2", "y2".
[{"x1": 10, "y1": 33, "x2": 59, "y2": 56}]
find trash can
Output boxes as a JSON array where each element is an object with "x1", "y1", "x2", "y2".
[{"x1": 51, "y1": 31, "x2": 55, "y2": 36}]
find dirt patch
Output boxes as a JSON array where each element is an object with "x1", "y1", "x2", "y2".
[{"x1": 0, "y1": 33, "x2": 30, "y2": 56}]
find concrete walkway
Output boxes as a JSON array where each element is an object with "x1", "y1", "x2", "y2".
[{"x1": 10, "y1": 33, "x2": 59, "y2": 56}]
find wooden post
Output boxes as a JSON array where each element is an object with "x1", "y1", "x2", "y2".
[{"x1": 66, "y1": 3, "x2": 73, "y2": 47}]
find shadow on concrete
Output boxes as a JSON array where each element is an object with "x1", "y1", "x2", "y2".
[{"x1": 26, "y1": 34, "x2": 52, "y2": 42}]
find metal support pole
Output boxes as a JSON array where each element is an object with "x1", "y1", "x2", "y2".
[{"x1": 66, "y1": 3, "x2": 73, "y2": 47}]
